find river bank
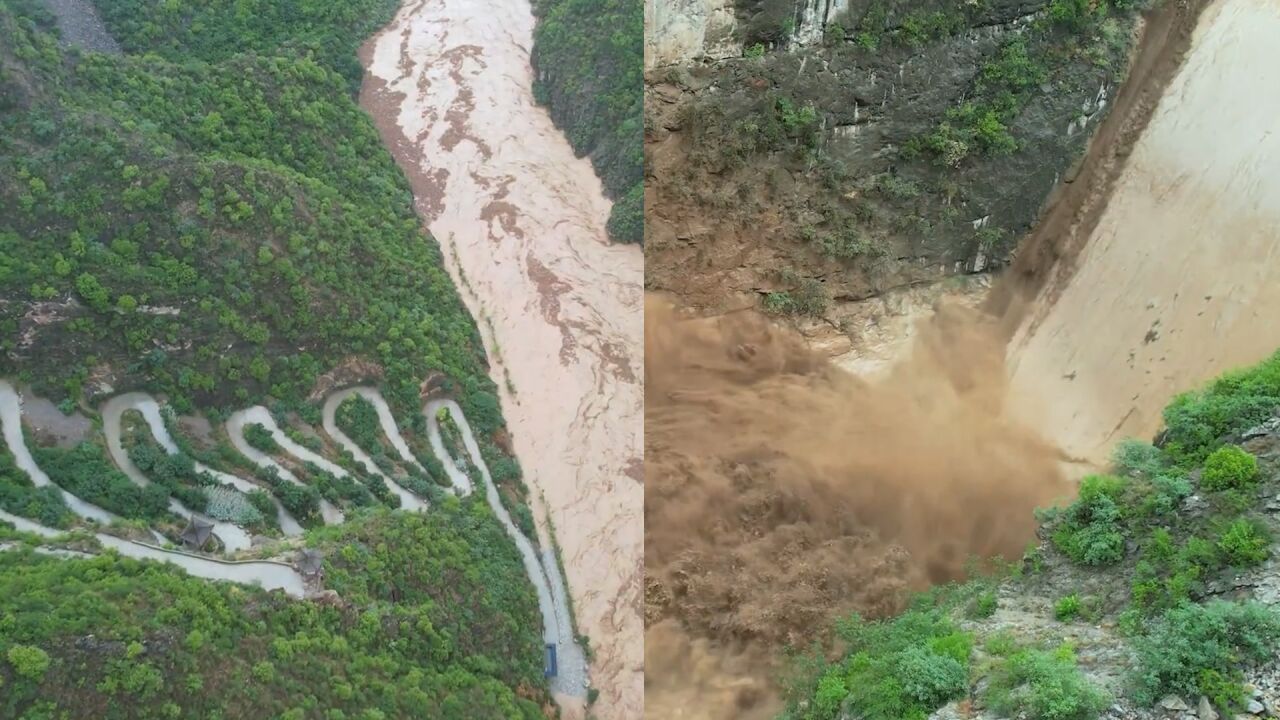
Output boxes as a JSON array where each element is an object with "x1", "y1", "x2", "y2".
[{"x1": 358, "y1": 1, "x2": 644, "y2": 717}]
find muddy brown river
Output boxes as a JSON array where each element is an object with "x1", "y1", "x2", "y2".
[
  {"x1": 359, "y1": 1, "x2": 643, "y2": 717},
  {"x1": 1007, "y1": 0, "x2": 1280, "y2": 464}
]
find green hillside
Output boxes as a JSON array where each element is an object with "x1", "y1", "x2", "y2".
[{"x1": 530, "y1": 0, "x2": 642, "y2": 244}]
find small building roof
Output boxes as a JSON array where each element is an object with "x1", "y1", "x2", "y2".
[
  {"x1": 297, "y1": 549, "x2": 324, "y2": 575},
  {"x1": 180, "y1": 519, "x2": 214, "y2": 549}
]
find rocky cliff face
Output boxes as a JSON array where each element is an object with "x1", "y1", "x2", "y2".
[
  {"x1": 646, "y1": 0, "x2": 740, "y2": 67},
  {"x1": 645, "y1": 0, "x2": 1142, "y2": 328}
]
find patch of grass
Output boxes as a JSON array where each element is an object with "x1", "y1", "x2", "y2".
[
  {"x1": 984, "y1": 642, "x2": 1108, "y2": 720},
  {"x1": 968, "y1": 590, "x2": 998, "y2": 619}
]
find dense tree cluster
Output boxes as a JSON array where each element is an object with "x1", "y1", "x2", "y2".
[
  {"x1": 0, "y1": 0, "x2": 540, "y2": 519},
  {"x1": 531, "y1": 0, "x2": 642, "y2": 243},
  {"x1": 0, "y1": 506, "x2": 548, "y2": 719},
  {"x1": 0, "y1": 0, "x2": 506, "y2": 447}
]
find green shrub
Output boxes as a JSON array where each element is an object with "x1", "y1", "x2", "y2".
[
  {"x1": 1112, "y1": 439, "x2": 1165, "y2": 479},
  {"x1": 7, "y1": 644, "x2": 51, "y2": 679},
  {"x1": 1215, "y1": 519, "x2": 1270, "y2": 567},
  {"x1": 243, "y1": 423, "x2": 282, "y2": 454},
  {"x1": 985, "y1": 643, "x2": 1108, "y2": 720},
  {"x1": 1201, "y1": 446, "x2": 1258, "y2": 491},
  {"x1": 1142, "y1": 474, "x2": 1192, "y2": 517},
  {"x1": 1051, "y1": 475, "x2": 1128, "y2": 566},
  {"x1": 1130, "y1": 534, "x2": 1222, "y2": 614},
  {"x1": 763, "y1": 279, "x2": 828, "y2": 317},
  {"x1": 806, "y1": 610, "x2": 973, "y2": 720},
  {"x1": 896, "y1": 645, "x2": 968, "y2": 707},
  {"x1": 1196, "y1": 668, "x2": 1246, "y2": 714},
  {"x1": 1161, "y1": 351, "x2": 1280, "y2": 464},
  {"x1": 968, "y1": 590, "x2": 998, "y2": 618},
  {"x1": 984, "y1": 631, "x2": 1018, "y2": 657},
  {"x1": 1131, "y1": 601, "x2": 1280, "y2": 709},
  {"x1": 1055, "y1": 594, "x2": 1082, "y2": 621}
]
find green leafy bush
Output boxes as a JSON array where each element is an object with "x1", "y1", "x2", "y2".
[
  {"x1": 6, "y1": 644, "x2": 51, "y2": 679},
  {"x1": 985, "y1": 643, "x2": 1107, "y2": 720},
  {"x1": 1201, "y1": 446, "x2": 1258, "y2": 491},
  {"x1": 1054, "y1": 594, "x2": 1082, "y2": 621},
  {"x1": 1112, "y1": 439, "x2": 1165, "y2": 479},
  {"x1": 1130, "y1": 601, "x2": 1280, "y2": 709},
  {"x1": 1051, "y1": 475, "x2": 1128, "y2": 566},
  {"x1": 1161, "y1": 350, "x2": 1280, "y2": 464},
  {"x1": 896, "y1": 645, "x2": 968, "y2": 708},
  {"x1": 1215, "y1": 519, "x2": 1270, "y2": 567},
  {"x1": 243, "y1": 424, "x2": 282, "y2": 454},
  {"x1": 1143, "y1": 473, "x2": 1192, "y2": 517},
  {"x1": 1130, "y1": 534, "x2": 1220, "y2": 614},
  {"x1": 800, "y1": 610, "x2": 972, "y2": 720}
]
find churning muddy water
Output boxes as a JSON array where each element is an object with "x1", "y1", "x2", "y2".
[{"x1": 359, "y1": 1, "x2": 643, "y2": 717}]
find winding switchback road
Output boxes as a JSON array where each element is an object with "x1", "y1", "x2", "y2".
[
  {"x1": 321, "y1": 387, "x2": 427, "y2": 511},
  {"x1": 226, "y1": 407, "x2": 346, "y2": 525},
  {"x1": 100, "y1": 393, "x2": 303, "y2": 536},
  {"x1": 0, "y1": 380, "x2": 117, "y2": 525},
  {"x1": 100, "y1": 394, "x2": 252, "y2": 552}
]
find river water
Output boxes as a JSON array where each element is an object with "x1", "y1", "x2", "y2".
[
  {"x1": 1007, "y1": 0, "x2": 1280, "y2": 464},
  {"x1": 360, "y1": 2, "x2": 644, "y2": 717}
]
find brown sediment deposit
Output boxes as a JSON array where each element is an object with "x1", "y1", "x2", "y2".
[{"x1": 360, "y1": 1, "x2": 642, "y2": 717}]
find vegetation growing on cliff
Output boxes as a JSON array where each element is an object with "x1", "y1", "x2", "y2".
[
  {"x1": 0, "y1": 506, "x2": 549, "y2": 719},
  {"x1": 0, "y1": 0, "x2": 497, "y2": 429},
  {"x1": 646, "y1": 0, "x2": 1142, "y2": 315},
  {"x1": 530, "y1": 0, "x2": 642, "y2": 243}
]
